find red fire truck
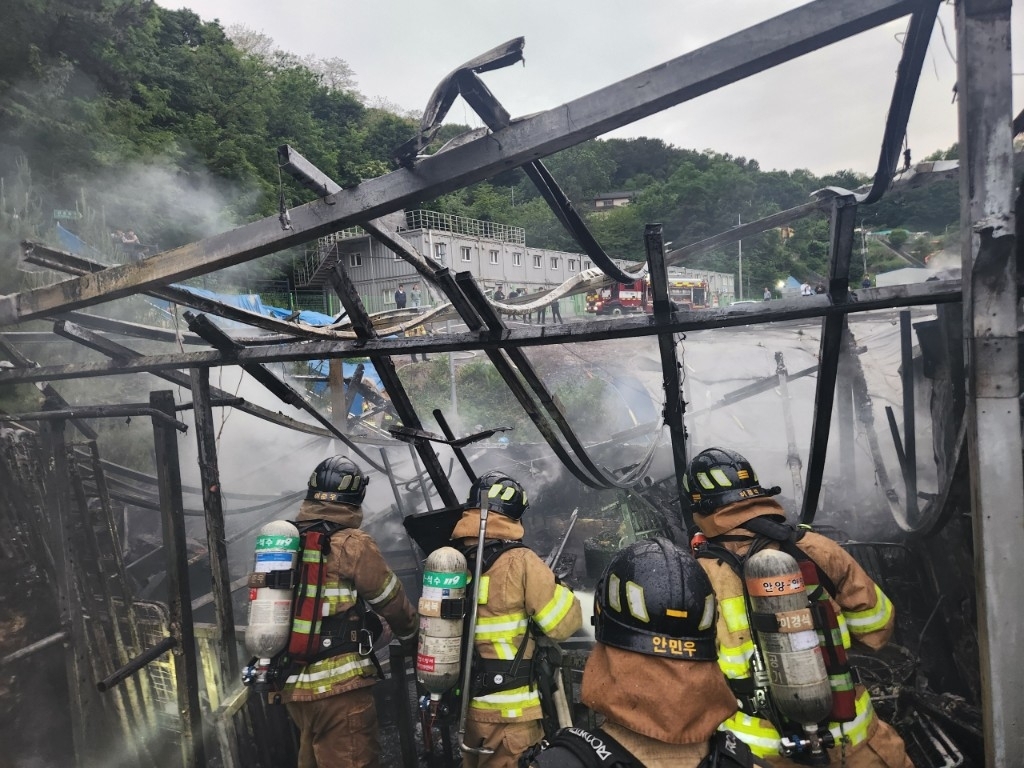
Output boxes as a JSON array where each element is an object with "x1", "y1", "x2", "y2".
[{"x1": 587, "y1": 278, "x2": 710, "y2": 314}]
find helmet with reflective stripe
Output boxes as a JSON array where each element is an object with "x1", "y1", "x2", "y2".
[
  {"x1": 594, "y1": 537, "x2": 717, "y2": 660},
  {"x1": 684, "y1": 447, "x2": 778, "y2": 515},
  {"x1": 467, "y1": 471, "x2": 529, "y2": 520},
  {"x1": 306, "y1": 455, "x2": 368, "y2": 504}
]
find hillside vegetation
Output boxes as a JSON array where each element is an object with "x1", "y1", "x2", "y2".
[{"x1": 1, "y1": 0, "x2": 960, "y2": 297}]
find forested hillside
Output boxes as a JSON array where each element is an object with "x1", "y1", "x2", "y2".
[{"x1": 1, "y1": 0, "x2": 961, "y2": 297}]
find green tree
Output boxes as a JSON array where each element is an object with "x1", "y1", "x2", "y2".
[{"x1": 888, "y1": 228, "x2": 910, "y2": 250}]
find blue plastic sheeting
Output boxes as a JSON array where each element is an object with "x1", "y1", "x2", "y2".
[
  {"x1": 52, "y1": 225, "x2": 371, "y2": 414},
  {"x1": 148, "y1": 285, "x2": 336, "y2": 328},
  {"x1": 56, "y1": 223, "x2": 105, "y2": 258},
  {"x1": 306, "y1": 360, "x2": 383, "y2": 416},
  {"x1": 264, "y1": 304, "x2": 337, "y2": 326}
]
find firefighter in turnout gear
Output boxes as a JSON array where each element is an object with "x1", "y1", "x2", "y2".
[
  {"x1": 452, "y1": 471, "x2": 583, "y2": 768},
  {"x1": 280, "y1": 456, "x2": 418, "y2": 768},
  {"x1": 685, "y1": 448, "x2": 913, "y2": 768},
  {"x1": 521, "y1": 537, "x2": 768, "y2": 768}
]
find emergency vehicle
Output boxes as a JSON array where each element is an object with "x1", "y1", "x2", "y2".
[{"x1": 586, "y1": 278, "x2": 710, "y2": 314}]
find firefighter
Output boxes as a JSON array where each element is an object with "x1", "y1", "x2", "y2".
[
  {"x1": 685, "y1": 447, "x2": 913, "y2": 768},
  {"x1": 521, "y1": 537, "x2": 766, "y2": 768},
  {"x1": 452, "y1": 471, "x2": 583, "y2": 768},
  {"x1": 280, "y1": 455, "x2": 418, "y2": 768}
]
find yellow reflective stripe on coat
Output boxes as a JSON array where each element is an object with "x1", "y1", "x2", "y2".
[
  {"x1": 365, "y1": 570, "x2": 400, "y2": 607},
  {"x1": 720, "y1": 595, "x2": 750, "y2": 633},
  {"x1": 843, "y1": 585, "x2": 893, "y2": 635},
  {"x1": 828, "y1": 689, "x2": 875, "y2": 746},
  {"x1": 534, "y1": 584, "x2": 575, "y2": 634},
  {"x1": 300, "y1": 582, "x2": 357, "y2": 601},
  {"x1": 284, "y1": 653, "x2": 376, "y2": 695},
  {"x1": 836, "y1": 613, "x2": 852, "y2": 647},
  {"x1": 721, "y1": 689, "x2": 875, "y2": 758},
  {"x1": 719, "y1": 714, "x2": 781, "y2": 757},
  {"x1": 475, "y1": 612, "x2": 529, "y2": 640},
  {"x1": 717, "y1": 639, "x2": 755, "y2": 678},
  {"x1": 470, "y1": 684, "x2": 542, "y2": 718}
]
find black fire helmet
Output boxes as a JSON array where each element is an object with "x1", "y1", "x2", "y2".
[
  {"x1": 594, "y1": 537, "x2": 717, "y2": 661},
  {"x1": 306, "y1": 455, "x2": 368, "y2": 505},
  {"x1": 684, "y1": 447, "x2": 780, "y2": 516},
  {"x1": 467, "y1": 471, "x2": 529, "y2": 520}
]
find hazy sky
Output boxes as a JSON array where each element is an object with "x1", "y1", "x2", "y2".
[{"x1": 158, "y1": 0, "x2": 1023, "y2": 175}]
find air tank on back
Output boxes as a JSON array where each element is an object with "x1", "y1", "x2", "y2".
[
  {"x1": 744, "y1": 548, "x2": 833, "y2": 726},
  {"x1": 245, "y1": 520, "x2": 301, "y2": 660},
  {"x1": 416, "y1": 546, "x2": 468, "y2": 698}
]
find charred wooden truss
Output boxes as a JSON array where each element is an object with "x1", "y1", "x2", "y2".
[{"x1": 0, "y1": 0, "x2": 1020, "y2": 766}]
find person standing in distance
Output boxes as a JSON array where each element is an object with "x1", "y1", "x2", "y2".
[
  {"x1": 280, "y1": 456, "x2": 418, "y2": 768},
  {"x1": 452, "y1": 472, "x2": 583, "y2": 768},
  {"x1": 394, "y1": 284, "x2": 407, "y2": 309}
]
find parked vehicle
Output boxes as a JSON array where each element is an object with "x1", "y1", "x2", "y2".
[{"x1": 587, "y1": 277, "x2": 710, "y2": 315}]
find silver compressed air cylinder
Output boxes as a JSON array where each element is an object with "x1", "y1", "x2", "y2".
[{"x1": 743, "y1": 548, "x2": 833, "y2": 726}]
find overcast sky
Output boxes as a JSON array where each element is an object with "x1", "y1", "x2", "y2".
[{"x1": 158, "y1": 0, "x2": 1023, "y2": 176}]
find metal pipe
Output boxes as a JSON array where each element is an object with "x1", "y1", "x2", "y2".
[
  {"x1": 96, "y1": 636, "x2": 177, "y2": 692},
  {"x1": 0, "y1": 631, "x2": 67, "y2": 667},
  {"x1": 899, "y1": 311, "x2": 918, "y2": 519},
  {"x1": 458, "y1": 501, "x2": 494, "y2": 756}
]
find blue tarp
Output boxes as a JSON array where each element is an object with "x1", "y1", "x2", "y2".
[
  {"x1": 305, "y1": 360, "x2": 384, "y2": 416},
  {"x1": 53, "y1": 224, "x2": 372, "y2": 415},
  {"x1": 56, "y1": 223, "x2": 105, "y2": 258}
]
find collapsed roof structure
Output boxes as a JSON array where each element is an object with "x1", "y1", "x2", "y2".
[{"x1": 0, "y1": 0, "x2": 1019, "y2": 765}]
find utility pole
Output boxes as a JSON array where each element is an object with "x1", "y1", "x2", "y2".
[{"x1": 737, "y1": 213, "x2": 743, "y2": 300}]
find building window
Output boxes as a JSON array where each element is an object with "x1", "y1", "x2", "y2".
[
  {"x1": 461, "y1": 246, "x2": 472, "y2": 262},
  {"x1": 349, "y1": 253, "x2": 362, "y2": 267},
  {"x1": 434, "y1": 243, "x2": 447, "y2": 264},
  {"x1": 583, "y1": 260, "x2": 592, "y2": 270},
  {"x1": 550, "y1": 256, "x2": 559, "y2": 270},
  {"x1": 393, "y1": 249, "x2": 402, "y2": 260},
  {"x1": 568, "y1": 259, "x2": 577, "y2": 271},
  {"x1": 490, "y1": 249, "x2": 499, "y2": 265},
  {"x1": 532, "y1": 254, "x2": 542, "y2": 268},
  {"x1": 513, "y1": 252, "x2": 522, "y2": 267}
]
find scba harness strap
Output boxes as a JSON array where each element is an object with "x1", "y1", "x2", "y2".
[
  {"x1": 520, "y1": 726, "x2": 641, "y2": 767},
  {"x1": 460, "y1": 540, "x2": 534, "y2": 696},
  {"x1": 288, "y1": 519, "x2": 383, "y2": 674},
  {"x1": 520, "y1": 727, "x2": 757, "y2": 768},
  {"x1": 695, "y1": 517, "x2": 856, "y2": 725}
]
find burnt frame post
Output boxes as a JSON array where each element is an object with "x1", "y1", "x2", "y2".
[
  {"x1": 39, "y1": 417, "x2": 99, "y2": 766},
  {"x1": 899, "y1": 310, "x2": 918, "y2": 519},
  {"x1": 800, "y1": 194, "x2": 858, "y2": 523},
  {"x1": 644, "y1": 224, "x2": 694, "y2": 533},
  {"x1": 150, "y1": 390, "x2": 207, "y2": 768},
  {"x1": 956, "y1": 0, "x2": 1024, "y2": 761},
  {"x1": 328, "y1": 263, "x2": 460, "y2": 507},
  {"x1": 188, "y1": 368, "x2": 240, "y2": 688}
]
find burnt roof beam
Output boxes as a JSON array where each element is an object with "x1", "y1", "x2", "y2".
[
  {"x1": 51, "y1": 319, "x2": 339, "y2": 439},
  {"x1": 456, "y1": 70, "x2": 642, "y2": 285},
  {"x1": 0, "y1": 0, "x2": 923, "y2": 326},
  {"x1": 327, "y1": 264, "x2": 460, "y2": 507},
  {"x1": 0, "y1": 279, "x2": 967, "y2": 386},
  {"x1": 182, "y1": 311, "x2": 388, "y2": 472},
  {"x1": 860, "y1": 0, "x2": 942, "y2": 204},
  {"x1": 454, "y1": 272, "x2": 611, "y2": 489}
]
